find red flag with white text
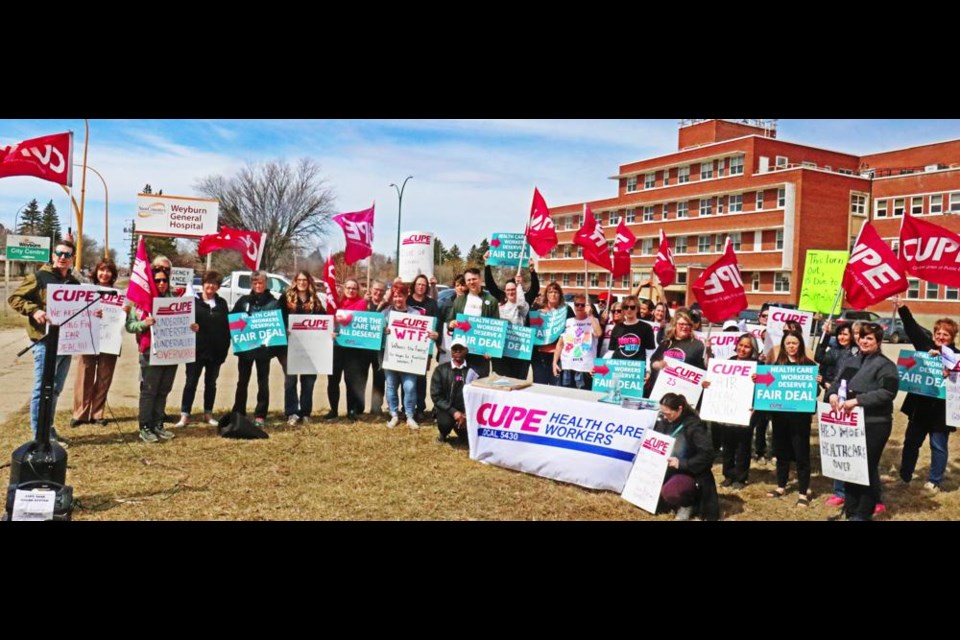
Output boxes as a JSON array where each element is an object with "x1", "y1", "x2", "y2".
[
  {"x1": 525, "y1": 187, "x2": 558, "y2": 257},
  {"x1": 842, "y1": 221, "x2": 908, "y2": 309},
  {"x1": 653, "y1": 229, "x2": 676, "y2": 286},
  {"x1": 0, "y1": 132, "x2": 73, "y2": 186},
  {"x1": 899, "y1": 212, "x2": 960, "y2": 287},
  {"x1": 692, "y1": 238, "x2": 747, "y2": 323},
  {"x1": 612, "y1": 219, "x2": 636, "y2": 279},
  {"x1": 333, "y1": 205, "x2": 375, "y2": 265},
  {"x1": 573, "y1": 205, "x2": 612, "y2": 271},
  {"x1": 323, "y1": 253, "x2": 339, "y2": 314},
  {"x1": 198, "y1": 226, "x2": 266, "y2": 270},
  {"x1": 125, "y1": 237, "x2": 159, "y2": 353}
]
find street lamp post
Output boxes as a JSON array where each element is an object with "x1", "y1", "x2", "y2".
[
  {"x1": 74, "y1": 163, "x2": 109, "y2": 259},
  {"x1": 13, "y1": 202, "x2": 28, "y2": 235},
  {"x1": 389, "y1": 176, "x2": 413, "y2": 278}
]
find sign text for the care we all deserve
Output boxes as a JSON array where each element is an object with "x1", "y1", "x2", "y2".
[{"x1": 334, "y1": 310, "x2": 385, "y2": 350}]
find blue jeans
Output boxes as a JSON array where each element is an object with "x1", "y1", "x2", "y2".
[
  {"x1": 31, "y1": 340, "x2": 71, "y2": 437},
  {"x1": 929, "y1": 431, "x2": 949, "y2": 485},
  {"x1": 285, "y1": 374, "x2": 317, "y2": 418},
  {"x1": 901, "y1": 420, "x2": 951, "y2": 485},
  {"x1": 384, "y1": 370, "x2": 417, "y2": 417}
]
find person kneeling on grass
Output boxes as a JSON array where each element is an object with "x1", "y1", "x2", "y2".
[
  {"x1": 431, "y1": 337, "x2": 474, "y2": 444},
  {"x1": 655, "y1": 392, "x2": 719, "y2": 521}
]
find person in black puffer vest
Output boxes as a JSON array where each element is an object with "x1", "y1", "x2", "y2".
[{"x1": 231, "y1": 271, "x2": 281, "y2": 427}]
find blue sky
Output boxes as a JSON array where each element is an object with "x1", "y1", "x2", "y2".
[{"x1": 3, "y1": 119, "x2": 960, "y2": 260}]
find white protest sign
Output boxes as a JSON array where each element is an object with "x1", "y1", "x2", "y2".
[
  {"x1": 287, "y1": 314, "x2": 334, "y2": 375},
  {"x1": 150, "y1": 296, "x2": 195, "y2": 365},
  {"x1": 649, "y1": 357, "x2": 706, "y2": 406},
  {"x1": 704, "y1": 332, "x2": 741, "y2": 361},
  {"x1": 766, "y1": 307, "x2": 815, "y2": 342},
  {"x1": 170, "y1": 267, "x2": 194, "y2": 296},
  {"x1": 947, "y1": 373, "x2": 960, "y2": 428},
  {"x1": 621, "y1": 430, "x2": 675, "y2": 514},
  {"x1": 818, "y1": 403, "x2": 869, "y2": 486},
  {"x1": 398, "y1": 230, "x2": 434, "y2": 282},
  {"x1": 46, "y1": 284, "x2": 101, "y2": 355},
  {"x1": 559, "y1": 317, "x2": 596, "y2": 373},
  {"x1": 11, "y1": 489, "x2": 56, "y2": 521},
  {"x1": 745, "y1": 323, "x2": 769, "y2": 356},
  {"x1": 97, "y1": 290, "x2": 126, "y2": 355},
  {"x1": 382, "y1": 311, "x2": 436, "y2": 374},
  {"x1": 700, "y1": 359, "x2": 757, "y2": 426}
]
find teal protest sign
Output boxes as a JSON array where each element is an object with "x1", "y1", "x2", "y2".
[
  {"x1": 592, "y1": 358, "x2": 646, "y2": 400},
  {"x1": 503, "y1": 324, "x2": 534, "y2": 360},
  {"x1": 487, "y1": 233, "x2": 528, "y2": 266},
  {"x1": 335, "y1": 310, "x2": 385, "y2": 350},
  {"x1": 529, "y1": 309, "x2": 567, "y2": 346},
  {"x1": 453, "y1": 313, "x2": 508, "y2": 358},
  {"x1": 897, "y1": 350, "x2": 947, "y2": 399},
  {"x1": 753, "y1": 365, "x2": 818, "y2": 412},
  {"x1": 229, "y1": 309, "x2": 287, "y2": 354}
]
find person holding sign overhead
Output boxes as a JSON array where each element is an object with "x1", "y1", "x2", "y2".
[
  {"x1": 72, "y1": 259, "x2": 119, "y2": 427},
  {"x1": 654, "y1": 393, "x2": 719, "y2": 521},
  {"x1": 759, "y1": 331, "x2": 816, "y2": 506},
  {"x1": 828, "y1": 322, "x2": 899, "y2": 521},
  {"x1": 445, "y1": 268, "x2": 500, "y2": 379},
  {"x1": 553, "y1": 294, "x2": 602, "y2": 390},
  {"x1": 485, "y1": 252, "x2": 540, "y2": 380},
  {"x1": 895, "y1": 302, "x2": 959, "y2": 493}
]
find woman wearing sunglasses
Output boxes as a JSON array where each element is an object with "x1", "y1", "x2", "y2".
[{"x1": 608, "y1": 295, "x2": 656, "y2": 362}]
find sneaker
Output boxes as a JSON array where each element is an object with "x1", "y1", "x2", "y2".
[
  {"x1": 346, "y1": 411, "x2": 358, "y2": 422},
  {"x1": 414, "y1": 411, "x2": 428, "y2": 424},
  {"x1": 923, "y1": 481, "x2": 941, "y2": 493},
  {"x1": 436, "y1": 434, "x2": 447, "y2": 444},
  {"x1": 300, "y1": 416, "x2": 311, "y2": 426},
  {"x1": 287, "y1": 415, "x2": 301, "y2": 427},
  {"x1": 174, "y1": 414, "x2": 189, "y2": 428},
  {"x1": 254, "y1": 417, "x2": 266, "y2": 429},
  {"x1": 322, "y1": 411, "x2": 338, "y2": 421},
  {"x1": 720, "y1": 478, "x2": 734, "y2": 488},
  {"x1": 675, "y1": 506, "x2": 694, "y2": 521},
  {"x1": 154, "y1": 425, "x2": 176, "y2": 440},
  {"x1": 826, "y1": 495, "x2": 845, "y2": 507},
  {"x1": 139, "y1": 426, "x2": 159, "y2": 443},
  {"x1": 96, "y1": 419, "x2": 109, "y2": 427},
  {"x1": 873, "y1": 503, "x2": 887, "y2": 516},
  {"x1": 204, "y1": 414, "x2": 219, "y2": 426},
  {"x1": 69, "y1": 418, "x2": 85, "y2": 428},
  {"x1": 386, "y1": 415, "x2": 400, "y2": 429},
  {"x1": 406, "y1": 417, "x2": 420, "y2": 430}
]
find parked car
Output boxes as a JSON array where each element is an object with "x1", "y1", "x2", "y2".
[
  {"x1": 877, "y1": 317, "x2": 931, "y2": 344},
  {"x1": 832, "y1": 309, "x2": 881, "y2": 326},
  {"x1": 219, "y1": 270, "x2": 291, "y2": 308},
  {"x1": 739, "y1": 309, "x2": 760, "y2": 324}
]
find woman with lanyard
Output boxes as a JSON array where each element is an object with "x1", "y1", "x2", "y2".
[
  {"x1": 646, "y1": 310, "x2": 706, "y2": 396},
  {"x1": 895, "y1": 302, "x2": 959, "y2": 493},
  {"x1": 816, "y1": 320, "x2": 860, "y2": 507},
  {"x1": 485, "y1": 255, "x2": 539, "y2": 380},
  {"x1": 406, "y1": 274, "x2": 439, "y2": 423},
  {"x1": 759, "y1": 330, "x2": 817, "y2": 507},
  {"x1": 381, "y1": 282, "x2": 438, "y2": 429},
  {"x1": 72, "y1": 259, "x2": 120, "y2": 427},
  {"x1": 655, "y1": 392, "x2": 719, "y2": 521},
  {"x1": 552, "y1": 294, "x2": 602, "y2": 390},
  {"x1": 531, "y1": 282, "x2": 572, "y2": 385},
  {"x1": 282, "y1": 271, "x2": 324, "y2": 426},
  {"x1": 608, "y1": 295, "x2": 656, "y2": 362},
  {"x1": 828, "y1": 322, "x2": 899, "y2": 521}
]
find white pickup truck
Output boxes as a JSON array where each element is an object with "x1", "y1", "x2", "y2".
[{"x1": 218, "y1": 271, "x2": 291, "y2": 308}]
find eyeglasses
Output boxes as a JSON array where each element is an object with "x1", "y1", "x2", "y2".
[
  {"x1": 505, "y1": 288, "x2": 517, "y2": 293},
  {"x1": 612, "y1": 309, "x2": 623, "y2": 314},
  {"x1": 759, "y1": 313, "x2": 768, "y2": 319},
  {"x1": 154, "y1": 278, "x2": 169, "y2": 284},
  {"x1": 622, "y1": 305, "x2": 637, "y2": 311},
  {"x1": 152, "y1": 266, "x2": 170, "y2": 274},
  {"x1": 53, "y1": 250, "x2": 74, "y2": 258},
  {"x1": 574, "y1": 303, "x2": 586, "y2": 308}
]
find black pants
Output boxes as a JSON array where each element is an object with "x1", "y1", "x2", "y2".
[
  {"x1": 139, "y1": 356, "x2": 177, "y2": 428},
  {"x1": 181, "y1": 359, "x2": 222, "y2": 414},
  {"x1": 437, "y1": 410, "x2": 466, "y2": 440},
  {"x1": 327, "y1": 345, "x2": 346, "y2": 415},
  {"x1": 466, "y1": 354, "x2": 490, "y2": 379},
  {"x1": 493, "y1": 357, "x2": 531, "y2": 380},
  {"x1": 771, "y1": 412, "x2": 812, "y2": 495},
  {"x1": 233, "y1": 356, "x2": 271, "y2": 418},
  {"x1": 722, "y1": 425, "x2": 753, "y2": 482},
  {"x1": 342, "y1": 347, "x2": 369, "y2": 414},
  {"x1": 369, "y1": 351, "x2": 385, "y2": 414},
  {"x1": 753, "y1": 410, "x2": 771, "y2": 459},
  {"x1": 845, "y1": 420, "x2": 892, "y2": 521}
]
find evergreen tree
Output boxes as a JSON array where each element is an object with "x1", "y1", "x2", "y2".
[
  {"x1": 448, "y1": 244, "x2": 462, "y2": 261},
  {"x1": 38, "y1": 200, "x2": 63, "y2": 244},
  {"x1": 17, "y1": 199, "x2": 42, "y2": 235}
]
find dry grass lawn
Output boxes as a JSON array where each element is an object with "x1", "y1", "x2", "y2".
[{"x1": 1, "y1": 403, "x2": 957, "y2": 521}]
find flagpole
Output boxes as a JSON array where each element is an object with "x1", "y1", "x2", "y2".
[
  {"x1": 517, "y1": 222, "x2": 529, "y2": 274},
  {"x1": 77, "y1": 119, "x2": 89, "y2": 272},
  {"x1": 703, "y1": 322, "x2": 714, "y2": 368},
  {"x1": 815, "y1": 220, "x2": 867, "y2": 352}
]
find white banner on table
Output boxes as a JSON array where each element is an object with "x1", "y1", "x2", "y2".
[
  {"x1": 649, "y1": 357, "x2": 706, "y2": 406},
  {"x1": 700, "y1": 359, "x2": 756, "y2": 426},
  {"x1": 766, "y1": 307, "x2": 815, "y2": 342},
  {"x1": 98, "y1": 290, "x2": 126, "y2": 355},
  {"x1": 287, "y1": 314, "x2": 334, "y2": 375},
  {"x1": 620, "y1": 430, "x2": 675, "y2": 514},
  {"x1": 465, "y1": 384, "x2": 658, "y2": 492},
  {"x1": 398, "y1": 230, "x2": 434, "y2": 282},
  {"x1": 382, "y1": 311, "x2": 436, "y2": 374},
  {"x1": 947, "y1": 373, "x2": 960, "y2": 428},
  {"x1": 817, "y1": 403, "x2": 869, "y2": 486},
  {"x1": 150, "y1": 296, "x2": 195, "y2": 365},
  {"x1": 46, "y1": 284, "x2": 101, "y2": 355}
]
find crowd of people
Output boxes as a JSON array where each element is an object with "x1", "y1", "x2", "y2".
[{"x1": 7, "y1": 246, "x2": 955, "y2": 523}]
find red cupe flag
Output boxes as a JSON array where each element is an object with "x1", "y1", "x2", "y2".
[
  {"x1": 899, "y1": 212, "x2": 960, "y2": 287},
  {"x1": 0, "y1": 131, "x2": 73, "y2": 186},
  {"x1": 653, "y1": 229, "x2": 676, "y2": 286},
  {"x1": 333, "y1": 204, "x2": 375, "y2": 265},
  {"x1": 612, "y1": 219, "x2": 636, "y2": 278},
  {"x1": 692, "y1": 238, "x2": 747, "y2": 323},
  {"x1": 323, "y1": 253, "x2": 339, "y2": 314},
  {"x1": 573, "y1": 205, "x2": 612, "y2": 271},
  {"x1": 842, "y1": 221, "x2": 908, "y2": 309},
  {"x1": 525, "y1": 187, "x2": 558, "y2": 257},
  {"x1": 198, "y1": 226, "x2": 266, "y2": 270}
]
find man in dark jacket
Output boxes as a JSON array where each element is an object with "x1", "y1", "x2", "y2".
[
  {"x1": 445, "y1": 267, "x2": 500, "y2": 378},
  {"x1": 231, "y1": 271, "x2": 281, "y2": 427},
  {"x1": 431, "y1": 337, "x2": 472, "y2": 444},
  {"x1": 8, "y1": 239, "x2": 81, "y2": 444},
  {"x1": 177, "y1": 270, "x2": 231, "y2": 427}
]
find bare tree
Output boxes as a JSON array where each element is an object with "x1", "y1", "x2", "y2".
[{"x1": 195, "y1": 158, "x2": 336, "y2": 272}]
